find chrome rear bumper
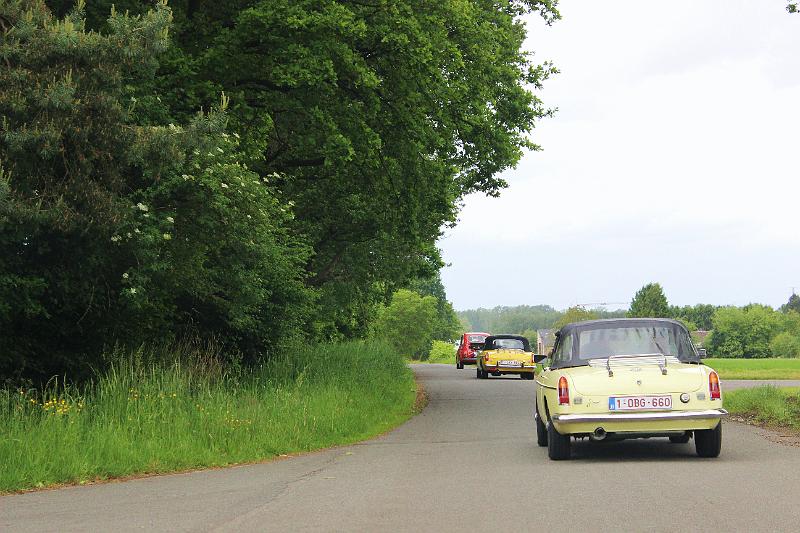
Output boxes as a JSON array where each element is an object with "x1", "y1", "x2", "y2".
[{"x1": 552, "y1": 408, "x2": 728, "y2": 424}]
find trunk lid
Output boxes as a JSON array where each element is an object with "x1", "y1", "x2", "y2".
[
  {"x1": 485, "y1": 349, "x2": 530, "y2": 362},
  {"x1": 568, "y1": 358, "x2": 704, "y2": 395}
]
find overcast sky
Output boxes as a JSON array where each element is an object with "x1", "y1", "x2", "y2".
[{"x1": 440, "y1": 1, "x2": 800, "y2": 312}]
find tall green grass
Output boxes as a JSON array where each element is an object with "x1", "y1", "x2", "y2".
[
  {"x1": 705, "y1": 358, "x2": 800, "y2": 380},
  {"x1": 0, "y1": 341, "x2": 415, "y2": 493},
  {"x1": 725, "y1": 386, "x2": 800, "y2": 428}
]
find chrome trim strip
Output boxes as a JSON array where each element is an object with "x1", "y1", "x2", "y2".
[{"x1": 552, "y1": 409, "x2": 728, "y2": 424}]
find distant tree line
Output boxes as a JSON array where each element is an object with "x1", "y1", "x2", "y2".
[
  {"x1": 457, "y1": 284, "x2": 800, "y2": 358},
  {"x1": 458, "y1": 305, "x2": 626, "y2": 341},
  {"x1": 627, "y1": 283, "x2": 800, "y2": 358}
]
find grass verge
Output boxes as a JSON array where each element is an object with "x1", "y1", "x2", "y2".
[
  {"x1": 0, "y1": 340, "x2": 416, "y2": 493},
  {"x1": 705, "y1": 358, "x2": 800, "y2": 380},
  {"x1": 724, "y1": 386, "x2": 800, "y2": 428}
]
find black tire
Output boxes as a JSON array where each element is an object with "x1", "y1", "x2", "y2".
[
  {"x1": 476, "y1": 367, "x2": 481, "y2": 379},
  {"x1": 547, "y1": 421, "x2": 571, "y2": 460},
  {"x1": 695, "y1": 422, "x2": 722, "y2": 458},
  {"x1": 669, "y1": 433, "x2": 691, "y2": 444},
  {"x1": 535, "y1": 405, "x2": 548, "y2": 447},
  {"x1": 457, "y1": 360, "x2": 463, "y2": 369},
  {"x1": 521, "y1": 373, "x2": 534, "y2": 380}
]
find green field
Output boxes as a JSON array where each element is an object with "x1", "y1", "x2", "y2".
[
  {"x1": 415, "y1": 354, "x2": 800, "y2": 377},
  {"x1": 704, "y1": 358, "x2": 800, "y2": 380},
  {"x1": 0, "y1": 341, "x2": 416, "y2": 493},
  {"x1": 725, "y1": 386, "x2": 800, "y2": 428}
]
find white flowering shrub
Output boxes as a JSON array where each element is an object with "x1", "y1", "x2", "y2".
[{"x1": 0, "y1": 2, "x2": 311, "y2": 379}]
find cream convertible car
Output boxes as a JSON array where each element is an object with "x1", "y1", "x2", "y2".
[{"x1": 534, "y1": 319, "x2": 727, "y2": 460}]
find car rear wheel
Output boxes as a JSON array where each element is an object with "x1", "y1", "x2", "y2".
[
  {"x1": 695, "y1": 422, "x2": 722, "y2": 457},
  {"x1": 669, "y1": 432, "x2": 691, "y2": 444},
  {"x1": 547, "y1": 422, "x2": 571, "y2": 460},
  {"x1": 520, "y1": 373, "x2": 534, "y2": 380},
  {"x1": 457, "y1": 360, "x2": 463, "y2": 369},
  {"x1": 535, "y1": 408, "x2": 548, "y2": 447}
]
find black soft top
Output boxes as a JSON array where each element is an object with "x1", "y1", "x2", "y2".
[
  {"x1": 482, "y1": 334, "x2": 531, "y2": 351},
  {"x1": 557, "y1": 318, "x2": 688, "y2": 337},
  {"x1": 551, "y1": 318, "x2": 699, "y2": 368}
]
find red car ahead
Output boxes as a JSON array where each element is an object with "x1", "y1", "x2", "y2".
[{"x1": 456, "y1": 332, "x2": 491, "y2": 369}]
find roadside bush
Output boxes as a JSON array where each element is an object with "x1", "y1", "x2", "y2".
[
  {"x1": 706, "y1": 305, "x2": 780, "y2": 358},
  {"x1": 0, "y1": 2, "x2": 312, "y2": 381},
  {"x1": 770, "y1": 332, "x2": 800, "y2": 358},
  {"x1": 372, "y1": 290, "x2": 439, "y2": 359},
  {"x1": 428, "y1": 341, "x2": 456, "y2": 364}
]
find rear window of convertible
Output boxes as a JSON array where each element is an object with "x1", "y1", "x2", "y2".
[{"x1": 577, "y1": 326, "x2": 694, "y2": 360}]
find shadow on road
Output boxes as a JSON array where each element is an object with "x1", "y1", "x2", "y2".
[{"x1": 564, "y1": 438, "x2": 702, "y2": 462}]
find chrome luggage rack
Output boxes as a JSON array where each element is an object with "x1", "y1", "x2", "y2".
[{"x1": 588, "y1": 354, "x2": 681, "y2": 377}]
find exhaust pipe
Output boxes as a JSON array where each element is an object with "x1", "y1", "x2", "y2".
[{"x1": 592, "y1": 427, "x2": 607, "y2": 441}]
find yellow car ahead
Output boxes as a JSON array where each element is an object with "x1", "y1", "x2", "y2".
[
  {"x1": 534, "y1": 318, "x2": 727, "y2": 460},
  {"x1": 477, "y1": 335, "x2": 536, "y2": 380}
]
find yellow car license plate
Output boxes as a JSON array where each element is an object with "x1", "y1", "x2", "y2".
[
  {"x1": 499, "y1": 360, "x2": 522, "y2": 367},
  {"x1": 609, "y1": 395, "x2": 672, "y2": 411}
]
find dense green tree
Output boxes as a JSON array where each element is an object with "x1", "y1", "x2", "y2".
[
  {"x1": 409, "y1": 274, "x2": 461, "y2": 342},
  {"x1": 4, "y1": 0, "x2": 563, "y2": 379},
  {"x1": 552, "y1": 307, "x2": 599, "y2": 331},
  {"x1": 520, "y1": 329, "x2": 538, "y2": 343},
  {"x1": 780, "y1": 311, "x2": 800, "y2": 336},
  {"x1": 45, "y1": 0, "x2": 560, "y2": 337},
  {"x1": 705, "y1": 305, "x2": 781, "y2": 358},
  {"x1": 0, "y1": 1, "x2": 311, "y2": 379},
  {"x1": 770, "y1": 332, "x2": 800, "y2": 358},
  {"x1": 628, "y1": 283, "x2": 670, "y2": 318},
  {"x1": 669, "y1": 304, "x2": 716, "y2": 330},
  {"x1": 780, "y1": 293, "x2": 800, "y2": 314},
  {"x1": 372, "y1": 289, "x2": 439, "y2": 359}
]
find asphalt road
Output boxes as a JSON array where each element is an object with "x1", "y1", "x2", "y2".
[{"x1": 3, "y1": 365, "x2": 800, "y2": 532}]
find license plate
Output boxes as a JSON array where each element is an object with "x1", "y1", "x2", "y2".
[
  {"x1": 499, "y1": 360, "x2": 522, "y2": 367},
  {"x1": 608, "y1": 395, "x2": 672, "y2": 411}
]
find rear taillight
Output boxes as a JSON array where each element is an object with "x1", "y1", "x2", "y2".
[
  {"x1": 558, "y1": 376, "x2": 569, "y2": 405},
  {"x1": 709, "y1": 371, "x2": 721, "y2": 400}
]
